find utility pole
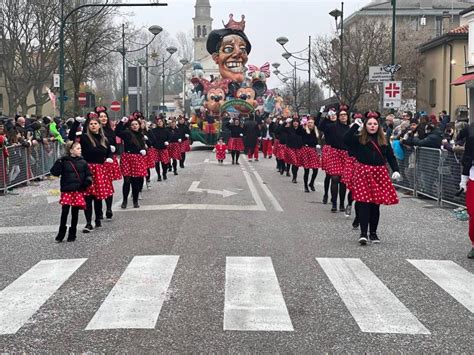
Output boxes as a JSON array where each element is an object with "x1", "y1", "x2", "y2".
[{"x1": 391, "y1": 0, "x2": 397, "y2": 78}]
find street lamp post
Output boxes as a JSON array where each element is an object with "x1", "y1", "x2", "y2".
[
  {"x1": 58, "y1": 2, "x2": 167, "y2": 119},
  {"x1": 179, "y1": 59, "x2": 190, "y2": 115},
  {"x1": 160, "y1": 46, "x2": 178, "y2": 112},
  {"x1": 276, "y1": 35, "x2": 312, "y2": 115},
  {"x1": 329, "y1": 3, "x2": 344, "y2": 101},
  {"x1": 272, "y1": 63, "x2": 297, "y2": 108},
  {"x1": 391, "y1": 0, "x2": 397, "y2": 69}
]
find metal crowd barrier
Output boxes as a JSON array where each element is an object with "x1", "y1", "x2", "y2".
[
  {"x1": 0, "y1": 141, "x2": 63, "y2": 193},
  {"x1": 393, "y1": 146, "x2": 464, "y2": 208}
]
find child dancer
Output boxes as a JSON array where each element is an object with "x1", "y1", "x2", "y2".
[
  {"x1": 50, "y1": 141, "x2": 92, "y2": 242},
  {"x1": 214, "y1": 137, "x2": 228, "y2": 164}
]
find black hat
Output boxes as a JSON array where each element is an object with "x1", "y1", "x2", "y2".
[{"x1": 206, "y1": 28, "x2": 252, "y2": 55}]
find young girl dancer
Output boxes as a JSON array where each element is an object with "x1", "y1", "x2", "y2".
[
  {"x1": 214, "y1": 137, "x2": 227, "y2": 164},
  {"x1": 285, "y1": 117, "x2": 304, "y2": 183},
  {"x1": 344, "y1": 112, "x2": 400, "y2": 245},
  {"x1": 225, "y1": 117, "x2": 245, "y2": 165},
  {"x1": 50, "y1": 141, "x2": 92, "y2": 242},
  {"x1": 178, "y1": 116, "x2": 191, "y2": 168},
  {"x1": 301, "y1": 117, "x2": 322, "y2": 192},
  {"x1": 167, "y1": 118, "x2": 183, "y2": 175}
]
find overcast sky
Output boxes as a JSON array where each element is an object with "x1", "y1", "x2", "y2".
[{"x1": 124, "y1": 0, "x2": 371, "y2": 89}]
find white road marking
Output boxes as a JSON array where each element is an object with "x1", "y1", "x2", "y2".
[
  {"x1": 241, "y1": 168, "x2": 266, "y2": 210},
  {"x1": 252, "y1": 171, "x2": 283, "y2": 212},
  {"x1": 224, "y1": 256, "x2": 294, "y2": 331},
  {"x1": 86, "y1": 255, "x2": 179, "y2": 330},
  {"x1": 407, "y1": 259, "x2": 474, "y2": 313},
  {"x1": 0, "y1": 225, "x2": 58, "y2": 235},
  {"x1": 317, "y1": 258, "x2": 430, "y2": 334},
  {"x1": 115, "y1": 203, "x2": 265, "y2": 212},
  {"x1": 188, "y1": 181, "x2": 237, "y2": 198},
  {"x1": 0, "y1": 258, "x2": 87, "y2": 334},
  {"x1": 204, "y1": 158, "x2": 210, "y2": 163},
  {"x1": 47, "y1": 196, "x2": 60, "y2": 204}
]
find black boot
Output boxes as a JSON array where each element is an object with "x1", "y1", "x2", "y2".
[
  {"x1": 121, "y1": 200, "x2": 127, "y2": 209},
  {"x1": 106, "y1": 210, "x2": 113, "y2": 219},
  {"x1": 133, "y1": 199, "x2": 140, "y2": 208},
  {"x1": 67, "y1": 227, "x2": 77, "y2": 242},
  {"x1": 304, "y1": 183, "x2": 310, "y2": 193},
  {"x1": 55, "y1": 226, "x2": 67, "y2": 243},
  {"x1": 157, "y1": 174, "x2": 162, "y2": 182},
  {"x1": 309, "y1": 183, "x2": 315, "y2": 191}
]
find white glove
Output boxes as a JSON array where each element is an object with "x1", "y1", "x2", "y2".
[
  {"x1": 272, "y1": 117, "x2": 277, "y2": 123},
  {"x1": 279, "y1": 120, "x2": 283, "y2": 125},
  {"x1": 285, "y1": 118, "x2": 292, "y2": 123},
  {"x1": 110, "y1": 145, "x2": 116, "y2": 153},
  {"x1": 105, "y1": 158, "x2": 113, "y2": 164},
  {"x1": 121, "y1": 116, "x2": 129, "y2": 123},
  {"x1": 460, "y1": 175, "x2": 469, "y2": 191},
  {"x1": 239, "y1": 133, "x2": 243, "y2": 137},
  {"x1": 319, "y1": 105, "x2": 326, "y2": 113},
  {"x1": 225, "y1": 150, "x2": 229, "y2": 153},
  {"x1": 213, "y1": 148, "x2": 216, "y2": 152},
  {"x1": 140, "y1": 149, "x2": 146, "y2": 156},
  {"x1": 185, "y1": 134, "x2": 189, "y2": 138},
  {"x1": 143, "y1": 135, "x2": 148, "y2": 141},
  {"x1": 355, "y1": 118, "x2": 363, "y2": 127},
  {"x1": 178, "y1": 139, "x2": 182, "y2": 143},
  {"x1": 229, "y1": 119, "x2": 234, "y2": 124},
  {"x1": 164, "y1": 141, "x2": 169, "y2": 146},
  {"x1": 391, "y1": 171, "x2": 401, "y2": 181},
  {"x1": 75, "y1": 116, "x2": 86, "y2": 124},
  {"x1": 316, "y1": 145, "x2": 321, "y2": 149},
  {"x1": 258, "y1": 137, "x2": 262, "y2": 140}
]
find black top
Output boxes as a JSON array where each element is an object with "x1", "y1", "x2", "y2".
[
  {"x1": 103, "y1": 126, "x2": 117, "y2": 148},
  {"x1": 50, "y1": 155, "x2": 92, "y2": 192},
  {"x1": 167, "y1": 126, "x2": 182, "y2": 143},
  {"x1": 302, "y1": 129, "x2": 320, "y2": 147},
  {"x1": 319, "y1": 118, "x2": 349, "y2": 150},
  {"x1": 115, "y1": 121, "x2": 146, "y2": 153},
  {"x1": 149, "y1": 126, "x2": 170, "y2": 149},
  {"x1": 461, "y1": 125, "x2": 474, "y2": 175},
  {"x1": 344, "y1": 124, "x2": 399, "y2": 172},
  {"x1": 285, "y1": 125, "x2": 304, "y2": 149},
  {"x1": 260, "y1": 122, "x2": 275, "y2": 139},
  {"x1": 68, "y1": 120, "x2": 111, "y2": 163},
  {"x1": 275, "y1": 123, "x2": 288, "y2": 144},
  {"x1": 225, "y1": 122, "x2": 244, "y2": 138},
  {"x1": 178, "y1": 123, "x2": 190, "y2": 141}
]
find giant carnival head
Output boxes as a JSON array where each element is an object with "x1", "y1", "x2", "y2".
[{"x1": 206, "y1": 14, "x2": 251, "y2": 83}]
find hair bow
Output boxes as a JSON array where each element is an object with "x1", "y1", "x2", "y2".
[{"x1": 247, "y1": 62, "x2": 270, "y2": 78}]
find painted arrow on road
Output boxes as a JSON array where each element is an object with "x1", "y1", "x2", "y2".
[{"x1": 188, "y1": 181, "x2": 237, "y2": 198}]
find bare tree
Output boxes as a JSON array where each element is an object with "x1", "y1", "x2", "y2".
[{"x1": 279, "y1": 79, "x2": 325, "y2": 115}]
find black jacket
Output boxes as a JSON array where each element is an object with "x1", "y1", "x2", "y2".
[
  {"x1": 260, "y1": 122, "x2": 275, "y2": 139},
  {"x1": 50, "y1": 155, "x2": 92, "y2": 192},
  {"x1": 404, "y1": 128, "x2": 443, "y2": 148},
  {"x1": 225, "y1": 122, "x2": 244, "y2": 138},
  {"x1": 178, "y1": 123, "x2": 190, "y2": 141},
  {"x1": 285, "y1": 125, "x2": 304, "y2": 149},
  {"x1": 319, "y1": 118, "x2": 349, "y2": 150},
  {"x1": 116, "y1": 121, "x2": 146, "y2": 153},
  {"x1": 302, "y1": 129, "x2": 320, "y2": 147},
  {"x1": 243, "y1": 119, "x2": 260, "y2": 149},
  {"x1": 103, "y1": 126, "x2": 117, "y2": 149},
  {"x1": 167, "y1": 126, "x2": 182, "y2": 143},
  {"x1": 344, "y1": 124, "x2": 399, "y2": 172},
  {"x1": 461, "y1": 125, "x2": 474, "y2": 175},
  {"x1": 149, "y1": 126, "x2": 170, "y2": 149},
  {"x1": 68, "y1": 121, "x2": 111, "y2": 163},
  {"x1": 275, "y1": 123, "x2": 288, "y2": 144}
]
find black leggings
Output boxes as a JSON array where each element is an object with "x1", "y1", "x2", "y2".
[
  {"x1": 84, "y1": 196, "x2": 102, "y2": 224},
  {"x1": 291, "y1": 165, "x2": 299, "y2": 179},
  {"x1": 324, "y1": 173, "x2": 331, "y2": 196},
  {"x1": 60, "y1": 205, "x2": 80, "y2": 229},
  {"x1": 358, "y1": 202, "x2": 380, "y2": 236},
  {"x1": 155, "y1": 162, "x2": 168, "y2": 177},
  {"x1": 146, "y1": 169, "x2": 151, "y2": 183},
  {"x1": 105, "y1": 195, "x2": 113, "y2": 212},
  {"x1": 172, "y1": 159, "x2": 178, "y2": 172},
  {"x1": 304, "y1": 168, "x2": 318, "y2": 186},
  {"x1": 122, "y1": 176, "x2": 142, "y2": 203},
  {"x1": 330, "y1": 175, "x2": 347, "y2": 207},
  {"x1": 230, "y1": 150, "x2": 240, "y2": 162},
  {"x1": 181, "y1": 152, "x2": 186, "y2": 165}
]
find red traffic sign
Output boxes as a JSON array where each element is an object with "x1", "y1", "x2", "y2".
[
  {"x1": 110, "y1": 100, "x2": 121, "y2": 112},
  {"x1": 78, "y1": 92, "x2": 87, "y2": 106}
]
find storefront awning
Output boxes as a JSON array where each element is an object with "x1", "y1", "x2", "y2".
[{"x1": 452, "y1": 73, "x2": 474, "y2": 86}]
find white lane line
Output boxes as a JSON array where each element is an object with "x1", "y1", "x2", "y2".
[
  {"x1": 0, "y1": 225, "x2": 58, "y2": 235},
  {"x1": 86, "y1": 255, "x2": 179, "y2": 330},
  {"x1": 252, "y1": 171, "x2": 283, "y2": 212},
  {"x1": 407, "y1": 259, "x2": 474, "y2": 313},
  {"x1": 115, "y1": 203, "x2": 265, "y2": 212},
  {"x1": 0, "y1": 258, "x2": 87, "y2": 334},
  {"x1": 317, "y1": 258, "x2": 430, "y2": 334},
  {"x1": 241, "y1": 168, "x2": 266, "y2": 210},
  {"x1": 224, "y1": 256, "x2": 294, "y2": 331}
]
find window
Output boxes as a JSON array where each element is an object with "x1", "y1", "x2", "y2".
[
  {"x1": 197, "y1": 25, "x2": 201, "y2": 38},
  {"x1": 202, "y1": 25, "x2": 207, "y2": 36},
  {"x1": 435, "y1": 17, "x2": 442, "y2": 37},
  {"x1": 429, "y1": 79, "x2": 437, "y2": 107}
]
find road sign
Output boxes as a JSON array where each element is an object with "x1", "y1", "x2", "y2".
[
  {"x1": 53, "y1": 74, "x2": 60, "y2": 88},
  {"x1": 369, "y1": 66, "x2": 392, "y2": 83},
  {"x1": 78, "y1": 92, "x2": 87, "y2": 106},
  {"x1": 110, "y1": 101, "x2": 121, "y2": 112},
  {"x1": 383, "y1": 81, "x2": 402, "y2": 109}
]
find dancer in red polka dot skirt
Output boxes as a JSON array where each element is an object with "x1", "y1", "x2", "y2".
[
  {"x1": 284, "y1": 117, "x2": 304, "y2": 183},
  {"x1": 116, "y1": 115, "x2": 148, "y2": 209},
  {"x1": 274, "y1": 119, "x2": 290, "y2": 175},
  {"x1": 167, "y1": 118, "x2": 183, "y2": 175},
  {"x1": 225, "y1": 117, "x2": 245, "y2": 165},
  {"x1": 301, "y1": 117, "x2": 322, "y2": 193},
  {"x1": 149, "y1": 116, "x2": 171, "y2": 181},
  {"x1": 178, "y1": 116, "x2": 191, "y2": 168},
  {"x1": 214, "y1": 137, "x2": 227, "y2": 163},
  {"x1": 50, "y1": 141, "x2": 92, "y2": 242},
  {"x1": 344, "y1": 112, "x2": 400, "y2": 246},
  {"x1": 68, "y1": 113, "x2": 114, "y2": 233}
]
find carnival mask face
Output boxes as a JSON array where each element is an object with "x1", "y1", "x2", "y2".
[
  {"x1": 236, "y1": 87, "x2": 257, "y2": 108},
  {"x1": 205, "y1": 88, "x2": 226, "y2": 115},
  {"x1": 212, "y1": 34, "x2": 248, "y2": 83}
]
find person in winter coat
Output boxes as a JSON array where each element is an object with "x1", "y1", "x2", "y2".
[
  {"x1": 178, "y1": 116, "x2": 191, "y2": 168},
  {"x1": 402, "y1": 123, "x2": 443, "y2": 148},
  {"x1": 50, "y1": 141, "x2": 92, "y2": 242},
  {"x1": 243, "y1": 115, "x2": 260, "y2": 162},
  {"x1": 225, "y1": 117, "x2": 245, "y2": 165},
  {"x1": 149, "y1": 116, "x2": 171, "y2": 181}
]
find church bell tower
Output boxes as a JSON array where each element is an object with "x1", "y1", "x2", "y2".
[{"x1": 193, "y1": 0, "x2": 213, "y2": 61}]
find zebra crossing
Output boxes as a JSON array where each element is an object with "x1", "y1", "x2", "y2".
[{"x1": 0, "y1": 256, "x2": 472, "y2": 336}]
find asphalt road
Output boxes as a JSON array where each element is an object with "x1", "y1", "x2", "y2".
[{"x1": 0, "y1": 146, "x2": 472, "y2": 353}]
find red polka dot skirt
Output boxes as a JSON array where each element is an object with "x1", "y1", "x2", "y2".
[
  {"x1": 146, "y1": 148, "x2": 158, "y2": 169},
  {"x1": 351, "y1": 163, "x2": 399, "y2": 205},
  {"x1": 120, "y1": 152, "x2": 148, "y2": 177},
  {"x1": 59, "y1": 191, "x2": 86, "y2": 209},
  {"x1": 156, "y1": 148, "x2": 170, "y2": 165},
  {"x1": 105, "y1": 154, "x2": 122, "y2": 181},
  {"x1": 341, "y1": 155, "x2": 357, "y2": 190},
  {"x1": 227, "y1": 137, "x2": 245, "y2": 152},
  {"x1": 285, "y1": 147, "x2": 302, "y2": 167},
  {"x1": 168, "y1": 142, "x2": 182, "y2": 160},
  {"x1": 85, "y1": 163, "x2": 114, "y2": 200},
  {"x1": 181, "y1": 139, "x2": 191, "y2": 153},
  {"x1": 273, "y1": 139, "x2": 282, "y2": 159},
  {"x1": 324, "y1": 147, "x2": 348, "y2": 177},
  {"x1": 300, "y1": 146, "x2": 321, "y2": 169}
]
